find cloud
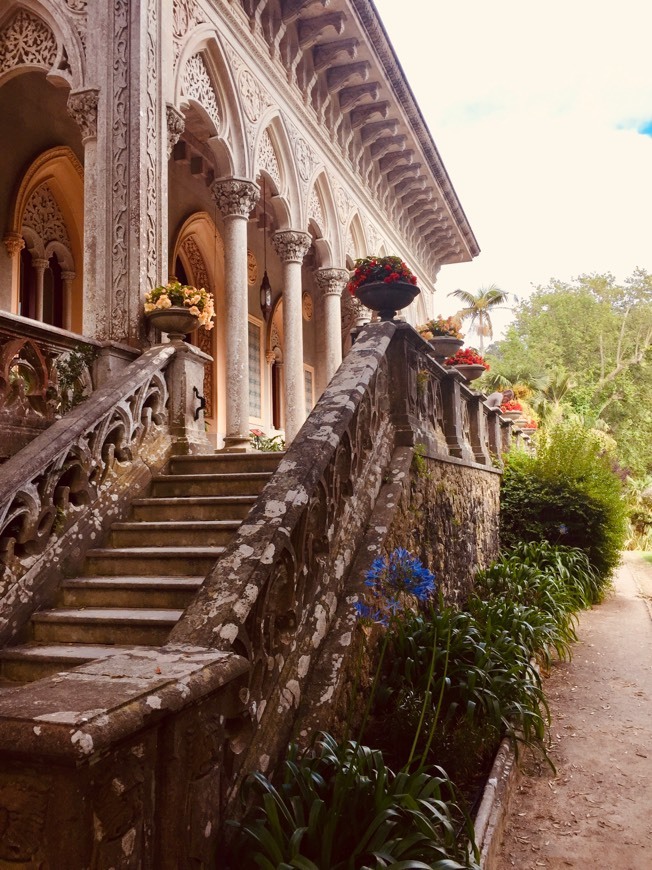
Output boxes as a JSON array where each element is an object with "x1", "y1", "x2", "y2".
[{"x1": 373, "y1": 0, "x2": 652, "y2": 336}]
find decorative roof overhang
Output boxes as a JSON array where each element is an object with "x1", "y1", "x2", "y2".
[{"x1": 233, "y1": 0, "x2": 480, "y2": 271}]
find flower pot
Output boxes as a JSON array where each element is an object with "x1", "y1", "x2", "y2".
[
  {"x1": 428, "y1": 335, "x2": 463, "y2": 362},
  {"x1": 451, "y1": 363, "x2": 486, "y2": 382},
  {"x1": 355, "y1": 280, "x2": 420, "y2": 322},
  {"x1": 501, "y1": 410, "x2": 522, "y2": 420},
  {"x1": 146, "y1": 307, "x2": 199, "y2": 340}
]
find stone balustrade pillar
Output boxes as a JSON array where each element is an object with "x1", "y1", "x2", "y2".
[
  {"x1": 313, "y1": 267, "x2": 347, "y2": 389},
  {"x1": 273, "y1": 230, "x2": 311, "y2": 443},
  {"x1": 32, "y1": 257, "x2": 47, "y2": 322},
  {"x1": 61, "y1": 271, "x2": 75, "y2": 331},
  {"x1": 211, "y1": 178, "x2": 260, "y2": 451},
  {"x1": 164, "y1": 340, "x2": 213, "y2": 455},
  {"x1": 467, "y1": 393, "x2": 493, "y2": 466},
  {"x1": 440, "y1": 370, "x2": 475, "y2": 463}
]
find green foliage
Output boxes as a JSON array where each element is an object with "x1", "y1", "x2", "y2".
[
  {"x1": 486, "y1": 270, "x2": 652, "y2": 475},
  {"x1": 226, "y1": 733, "x2": 479, "y2": 869},
  {"x1": 500, "y1": 420, "x2": 627, "y2": 579},
  {"x1": 54, "y1": 345, "x2": 97, "y2": 413},
  {"x1": 624, "y1": 475, "x2": 652, "y2": 550},
  {"x1": 250, "y1": 430, "x2": 285, "y2": 451},
  {"x1": 369, "y1": 605, "x2": 549, "y2": 780}
]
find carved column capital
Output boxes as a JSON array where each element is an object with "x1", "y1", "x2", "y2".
[
  {"x1": 61, "y1": 270, "x2": 76, "y2": 282},
  {"x1": 313, "y1": 267, "x2": 349, "y2": 298},
  {"x1": 3, "y1": 233, "x2": 25, "y2": 258},
  {"x1": 166, "y1": 103, "x2": 185, "y2": 158},
  {"x1": 272, "y1": 230, "x2": 311, "y2": 263},
  {"x1": 211, "y1": 178, "x2": 259, "y2": 218},
  {"x1": 32, "y1": 257, "x2": 48, "y2": 271},
  {"x1": 67, "y1": 88, "x2": 99, "y2": 143}
]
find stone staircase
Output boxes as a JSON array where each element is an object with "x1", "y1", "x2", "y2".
[{"x1": 0, "y1": 451, "x2": 282, "y2": 685}]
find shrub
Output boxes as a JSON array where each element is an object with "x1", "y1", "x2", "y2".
[
  {"x1": 500, "y1": 420, "x2": 627, "y2": 579},
  {"x1": 226, "y1": 733, "x2": 479, "y2": 869}
]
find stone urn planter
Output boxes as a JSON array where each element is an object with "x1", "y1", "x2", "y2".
[
  {"x1": 355, "y1": 281, "x2": 421, "y2": 322},
  {"x1": 450, "y1": 363, "x2": 486, "y2": 383},
  {"x1": 146, "y1": 307, "x2": 199, "y2": 341},
  {"x1": 501, "y1": 410, "x2": 522, "y2": 421},
  {"x1": 429, "y1": 335, "x2": 463, "y2": 363}
]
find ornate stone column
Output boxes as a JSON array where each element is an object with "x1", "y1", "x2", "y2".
[
  {"x1": 273, "y1": 230, "x2": 311, "y2": 444},
  {"x1": 313, "y1": 267, "x2": 347, "y2": 389},
  {"x1": 32, "y1": 257, "x2": 47, "y2": 322},
  {"x1": 212, "y1": 178, "x2": 260, "y2": 450},
  {"x1": 3, "y1": 234, "x2": 25, "y2": 312},
  {"x1": 61, "y1": 271, "x2": 75, "y2": 331}
]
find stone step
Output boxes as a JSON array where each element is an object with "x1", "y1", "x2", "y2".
[
  {"x1": 85, "y1": 547, "x2": 224, "y2": 577},
  {"x1": 30, "y1": 608, "x2": 182, "y2": 645},
  {"x1": 168, "y1": 451, "x2": 284, "y2": 476},
  {"x1": 150, "y1": 472, "x2": 272, "y2": 498},
  {"x1": 60, "y1": 576, "x2": 203, "y2": 609},
  {"x1": 110, "y1": 520, "x2": 240, "y2": 548},
  {"x1": 130, "y1": 495, "x2": 256, "y2": 522},
  {"x1": 0, "y1": 643, "x2": 147, "y2": 683}
]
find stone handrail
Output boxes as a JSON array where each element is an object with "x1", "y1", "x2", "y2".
[
  {"x1": 0, "y1": 313, "x2": 142, "y2": 462},
  {"x1": 170, "y1": 321, "x2": 505, "y2": 783},
  {"x1": 0, "y1": 344, "x2": 174, "y2": 640}
]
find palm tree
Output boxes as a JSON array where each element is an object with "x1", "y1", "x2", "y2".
[{"x1": 448, "y1": 285, "x2": 509, "y2": 353}]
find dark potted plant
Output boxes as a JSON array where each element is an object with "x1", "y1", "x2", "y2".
[{"x1": 346, "y1": 255, "x2": 420, "y2": 321}]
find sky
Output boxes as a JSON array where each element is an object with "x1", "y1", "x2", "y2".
[{"x1": 373, "y1": 0, "x2": 652, "y2": 338}]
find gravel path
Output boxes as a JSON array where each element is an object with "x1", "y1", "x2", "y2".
[{"x1": 494, "y1": 552, "x2": 652, "y2": 870}]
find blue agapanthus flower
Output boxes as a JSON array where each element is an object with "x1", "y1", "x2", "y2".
[
  {"x1": 354, "y1": 600, "x2": 388, "y2": 625},
  {"x1": 365, "y1": 547, "x2": 436, "y2": 603}
]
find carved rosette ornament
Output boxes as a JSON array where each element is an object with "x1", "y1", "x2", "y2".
[
  {"x1": 0, "y1": 10, "x2": 57, "y2": 77},
  {"x1": 210, "y1": 178, "x2": 259, "y2": 219},
  {"x1": 313, "y1": 268, "x2": 348, "y2": 299},
  {"x1": 166, "y1": 103, "x2": 185, "y2": 158},
  {"x1": 67, "y1": 89, "x2": 99, "y2": 142},
  {"x1": 272, "y1": 230, "x2": 311, "y2": 264}
]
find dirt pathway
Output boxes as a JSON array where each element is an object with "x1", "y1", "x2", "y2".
[{"x1": 494, "y1": 552, "x2": 652, "y2": 870}]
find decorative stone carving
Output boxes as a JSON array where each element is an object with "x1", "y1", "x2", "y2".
[
  {"x1": 110, "y1": 0, "x2": 129, "y2": 339},
  {"x1": 145, "y1": 0, "x2": 160, "y2": 293},
  {"x1": 247, "y1": 250, "x2": 258, "y2": 285},
  {"x1": 272, "y1": 230, "x2": 311, "y2": 263},
  {"x1": 0, "y1": 10, "x2": 57, "y2": 77},
  {"x1": 257, "y1": 130, "x2": 282, "y2": 191},
  {"x1": 166, "y1": 104, "x2": 186, "y2": 158},
  {"x1": 345, "y1": 226, "x2": 356, "y2": 260},
  {"x1": 239, "y1": 68, "x2": 266, "y2": 123},
  {"x1": 302, "y1": 292, "x2": 313, "y2": 321},
  {"x1": 67, "y1": 88, "x2": 99, "y2": 142},
  {"x1": 314, "y1": 268, "x2": 348, "y2": 299},
  {"x1": 182, "y1": 53, "x2": 220, "y2": 132},
  {"x1": 22, "y1": 184, "x2": 72, "y2": 251},
  {"x1": 3, "y1": 233, "x2": 25, "y2": 258},
  {"x1": 65, "y1": 0, "x2": 87, "y2": 10},
  {"x1": 307, "y1": 187, "x2": 325, "y2": 232},
  {"x1": 173, "y1": 0, "x2": 206, "y2": 66},
  {"x1": 334, "y1": 182, "x2": 354, "y2": 225},
  {"x1": 211, "y1": 178, "x2": 260, "y2": 219}
]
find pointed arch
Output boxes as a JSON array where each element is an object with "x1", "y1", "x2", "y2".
[
  {"x1": 344, "y1": 213, "x2": 367, "y2": 267},
  {"x1": 0, "y1": 2, "x2": 85, "y2": 90},
  {"x1": 253, "y1": 113, "x2": 300, "y2": 228}
]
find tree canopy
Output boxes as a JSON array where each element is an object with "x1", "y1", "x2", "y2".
[{"x1": 487, "y1": 270, "x2": 652, "y2": 476}]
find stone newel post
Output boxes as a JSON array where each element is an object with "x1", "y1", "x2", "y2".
[
  {"x1": 164, "y1": 340, "x2": 213, "y2": 455},
  {"x1": 211, "y1": 178, "x2": 260, "y2": 451},
  {"x1": 273, "y1": 230, "x2": 311, "y2": 443}
]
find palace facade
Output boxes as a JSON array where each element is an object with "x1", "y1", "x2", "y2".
[{"x1": 0, "y1": 0, "x2": 478, "y2": 450}]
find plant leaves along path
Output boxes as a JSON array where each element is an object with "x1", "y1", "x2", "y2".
[{"x1": 494, "y1": 552, "x2": 652, "y2": 870}]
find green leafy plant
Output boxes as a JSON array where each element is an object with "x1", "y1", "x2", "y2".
[
  {"x1": 250, "y1": 429, "x2": 285, "y2": 452},
  {"x1": 54, "y1": 345, "x2": 97, "y2": 413},
  {"x1": 500, "y1": 419, "x2": 627, "y2": 579},
  {"x1": 226, "y1": 733, "x2": 479, "y2": 869}
]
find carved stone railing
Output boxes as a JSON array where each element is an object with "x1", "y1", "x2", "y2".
[
  {"x1": 170, "y1": 321, "x2": 505, "y2": 792},
  {"x1": 0, "y1": 344, "x2": 175, "y2": 643},
  {"x1": 0, "y1": 313, "x2": 140, "y2": 462}
]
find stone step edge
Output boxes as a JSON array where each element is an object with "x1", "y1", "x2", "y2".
[
  {"x1": 31, "y1": 608, "x2": 184, "y2": 624},
  {"x1": 0, "y1": 643, "x2": 151, "y2": 662},
  {"x1": 111, "y1": 520, "x2": 241, "y2": 531},
  {"x1": 62, "y1": 576, "x2": 204, "y2": 588},
  {"x1": 86, "y1": 546, "x2": 225, "y2": 557}
]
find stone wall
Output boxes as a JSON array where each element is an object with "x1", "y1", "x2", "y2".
[{"x1": 385, "y1": 453, "x2": 501, "y2": 607}]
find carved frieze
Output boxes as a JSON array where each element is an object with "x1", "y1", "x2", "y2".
[
  {"x1": 272, "y1": 230, "x2": 311, "y2": 263},
  {"x1": 0, "y1": 9, "x2": 57, "y2": 77},
  {"x1": 110, "y1": 0, "x2": 129, "y2": 339},
  {"x1": 211, "y1": 178, "x2": 260, "y2": 219},
  {"x1": 64, "y1": 0, "x2": 88, "y2": 55},
  {"x1": 182, "y1": 53, "x2": 220, "y2": 133},
  {"x1": 67, "y1": 88, "x2": 99, "y2": 142},
  {"x1": 145, "y1": 0, "x2": 159, "y2": 292}
]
